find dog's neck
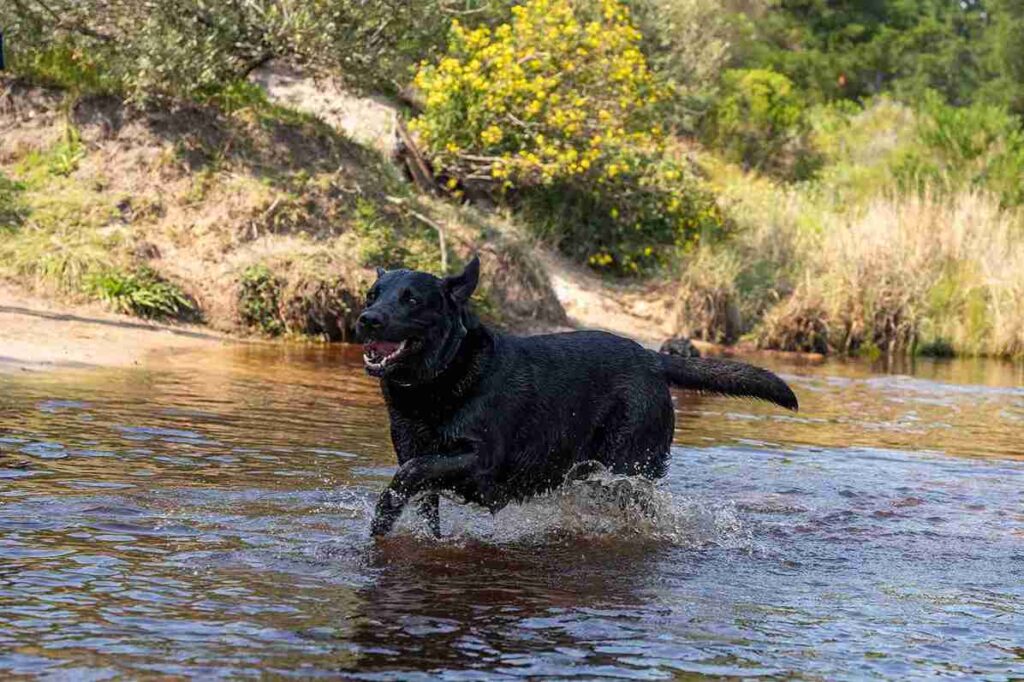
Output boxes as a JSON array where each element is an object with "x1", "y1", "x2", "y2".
[{"x1": 383, "y1": 314, "x2": 493, "y2": 399}]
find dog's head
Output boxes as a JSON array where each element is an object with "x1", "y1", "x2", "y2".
[{"x1": 356, "y1": 256, "x2": 480, "y2": 382}]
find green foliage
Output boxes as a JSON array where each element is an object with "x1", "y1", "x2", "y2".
[
  {"x1": 520, "y1": 156, "x2": 725, "y2": 275},
  {"x1": 88, "y1": 268, "x2": 197, "y2": 320},
  {"x1": 352, "y1": 198, "x2": 403, "y2": 268},
  {"x1": 802, "y1": 95, "x2": 1024, "y2": 207},
  {"x1": 732, "y1": 0, "x2": 991, "y2": 107},
  {"x1": 0, "y1": 0, "x2": 499, "y2": 100},
  {"x1": 5, "y1": 43, "x2": 119, "y2": 95},
  {"x1": 894, "y1": 94, "x2": 1024, "y2": 206},
  {"x1": 49, "y1": 125, "x2": 86, "y2": 177},
  {"x1": 803, "y1": 97, "x2": 916, "y2": 203},
  {"x1": 237, "y1": 264, "x2": 285, "y2": 335},
  {"x1": 0, "y1": 173, "x2": 27, "y2": 229},
  {"x1": 979, "y1": 0, "x2": 1024, "y2": 115},
  {"x1": 14, "y1": 122, "x2": 87, "y2": 185},
  {"x1": 630, "y1": 0, "x2": 743, "y2": 132},
  {"x1": 702, "y1": 68, "x2": 817, "y2": 179}
]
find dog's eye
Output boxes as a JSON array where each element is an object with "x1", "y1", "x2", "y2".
[
  {"x1": 400, "y1": 289, "x2": 418, "y2": 306},
  {"x1": 366, "y1": 289, "x2": 378, "y2": 304}
]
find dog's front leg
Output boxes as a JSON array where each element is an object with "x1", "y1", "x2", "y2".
[{"x1": 371, "y1": 453, "x2": 475, "y2": 537}]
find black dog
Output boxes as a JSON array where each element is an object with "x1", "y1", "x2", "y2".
[{"x1": 356, "y1": 257, "x2": 797, "y2": 537}]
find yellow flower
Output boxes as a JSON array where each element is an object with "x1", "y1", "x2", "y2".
[{"x1": 480, "y1": 125, "x2": 504, "y2": 146}]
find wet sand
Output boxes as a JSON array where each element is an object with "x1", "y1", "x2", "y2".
[{"x1": 0, "y1": 284, "x2": 232, "y2": 372}]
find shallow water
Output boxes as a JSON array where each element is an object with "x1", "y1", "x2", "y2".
[{"x1": 1, "y1": 345, "x2": 1022, "y2": 679}]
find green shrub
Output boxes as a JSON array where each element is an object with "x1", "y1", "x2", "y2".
[
  {"x1": 894, "y1": 93, "x2": 1024, "y2": 206},
  {"x1": 0, "y1": 173, "x2": 26, "y2": 229},
  {"x1": 0, "y1": 0, "x2": 485, "y2": 101},
  {"x1": 803, "y1": 98, "x2": 917, "y2": 205},
  {"x1": 352, "y1": 198, "x2": 403, "y2": 268},
  {"x1": 4, "y1": 43, "x2": 119, "y2": 95},
  {"x1": 88, "y1": 268, "x2": 197, "y2": 320},
  {"x1": 520, "y1": 155, "x2": 725, "y2": 275},
  {"x1": 702, "y1": 68, "x2": 817, "y2": 179},
  {"x1": 630, "y1": 0, "x2": 735, "y2": 131},
  {"x1": 237, "y1": 264, "x2": 285, "y2": 335}
]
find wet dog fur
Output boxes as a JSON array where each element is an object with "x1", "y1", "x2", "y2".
[{"x1": 356, "y1": 257, "x2": 798, "y2": 537}]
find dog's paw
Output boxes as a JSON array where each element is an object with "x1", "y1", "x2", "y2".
[{"x1": 370, "y1": 489, "x2": 406, "y2": 537}]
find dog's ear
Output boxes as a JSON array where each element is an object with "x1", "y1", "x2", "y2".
[
  {"x1": 375, "y1": 266, "x2": 386, "y2": 279},
  {"x1": 442, "y1": 255, "x2": 480, "y2": 305}
]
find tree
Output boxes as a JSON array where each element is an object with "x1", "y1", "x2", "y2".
[{"x1": 733, "y1": 0, "x2": 991, "y2": 106}]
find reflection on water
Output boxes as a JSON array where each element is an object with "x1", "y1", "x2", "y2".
[{"x1": 1, "y1": 345, "x2": 1022, "y2": 679}]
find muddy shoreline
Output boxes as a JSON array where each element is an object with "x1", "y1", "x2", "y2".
[{"x1": 0, "y1": 280, "x2": 827, "y2": 374}]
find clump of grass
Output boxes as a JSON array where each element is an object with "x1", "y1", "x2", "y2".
[
  {"x1": 0, "y1": 173, "x2": 27, "y2": 228},
  {"x1": 88, "y1": 268, "x2": 197, "y2": 320},
  {"x1": 351, "y1": 197, "x2": 405, "y2": 268},
  {"x1": 48, "y1": 125, "x2": 86, "y2": 177},
  {"x1": 754, "y1": 287, "x2": 830, "y2": 354},
  {"x1": 0, "y1": 221, "x2": 118, "y2": 292},
  {"x1": 237, "y1": 264, "x2": 285, "y2": 336},
  {"x1": 671, "y1": 248, "x2": 742, "y2": 344},
  {"x1": 751, "y1": 191, "x2": 1024, "y2": 358},
  {"x1": 235, "y1": 248, "x2": 374, "y2": 342},
  {"x1": 0, "y1": 149, "x2": 126, "y2": 292},
  {"x1": 16, "y1": 121, "x2": 86, "y2": 185},
  {"x1": 10, "y1": 45, "x2": 120, "y2": 96}
]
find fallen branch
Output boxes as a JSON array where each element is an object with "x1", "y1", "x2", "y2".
[{"x1": 394, "y1": 118, "x2": 439, "y2": 196}]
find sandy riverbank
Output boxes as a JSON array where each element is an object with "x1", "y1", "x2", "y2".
[{"x1": 0, "y1": 284, "x2": 233, "y2": 373}]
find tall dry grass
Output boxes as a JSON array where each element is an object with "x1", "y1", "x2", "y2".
[
  {"x1": 758, "y1": 191, "x2": 1024, "y2": 357},
  {"x1": 687, "y1": 154, "x2": 1024, "y2": 358}
]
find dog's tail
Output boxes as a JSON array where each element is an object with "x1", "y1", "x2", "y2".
[{"x1": 657, "y1": 353, "x2": 799, "y2": 411}]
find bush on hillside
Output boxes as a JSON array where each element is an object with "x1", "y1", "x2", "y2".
[
  {"x1": 630, "y1": 0, "x2": 735, "y2": 130},
  {"x1": 409, "y1": 0, "x2": 725, "y2": 275},
  {"x1": 702, "y1": 68, "x2": 818, "y2": 180},
  {"x1": 0, "y1": 0, "x2": 476, "y2": 100},
  {"x1": 894, "y1": 94, "x2": 1024, "y2": 207}
]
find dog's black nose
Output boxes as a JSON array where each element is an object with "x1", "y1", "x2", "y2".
[{"x1": 357, "y1": 310, "x2": 386, "y2": 338}]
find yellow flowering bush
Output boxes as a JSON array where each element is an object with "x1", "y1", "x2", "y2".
[{"x1": 409, "y1": 0, "x2": 725, "y2": 274}]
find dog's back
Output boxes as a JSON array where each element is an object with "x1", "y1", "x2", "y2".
[
  {"x1": 482, "y1": 331, "x2": 674, "y2": 495},
  {"x1": 473, "y1": 330, "x2": 797, "y2": 501}
]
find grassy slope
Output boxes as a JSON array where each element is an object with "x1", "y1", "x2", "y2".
[{"x1": 0, "y1": 78, "x2": 565, "y2": 340}]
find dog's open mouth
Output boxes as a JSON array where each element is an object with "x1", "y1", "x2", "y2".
[{"x1": 363, "y1": 339, "x2": 416, "y2": 373}]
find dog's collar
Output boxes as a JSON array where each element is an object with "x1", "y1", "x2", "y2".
[{"x1": 432, "y1": 314, "x2": 468, "y2": 378}]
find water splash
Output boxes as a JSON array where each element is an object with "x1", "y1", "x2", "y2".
[{"x1": 386, "y1": 462, "x2": 755, "y2": 549}]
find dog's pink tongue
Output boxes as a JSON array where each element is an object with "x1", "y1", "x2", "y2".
[{"x1": 367, "y1": 341, "x2": 400, "y2": 355}]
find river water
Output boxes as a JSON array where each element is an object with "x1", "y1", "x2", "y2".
[{"x1": 1, "y1": 345, "x2": 1022, "y2": 679}]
